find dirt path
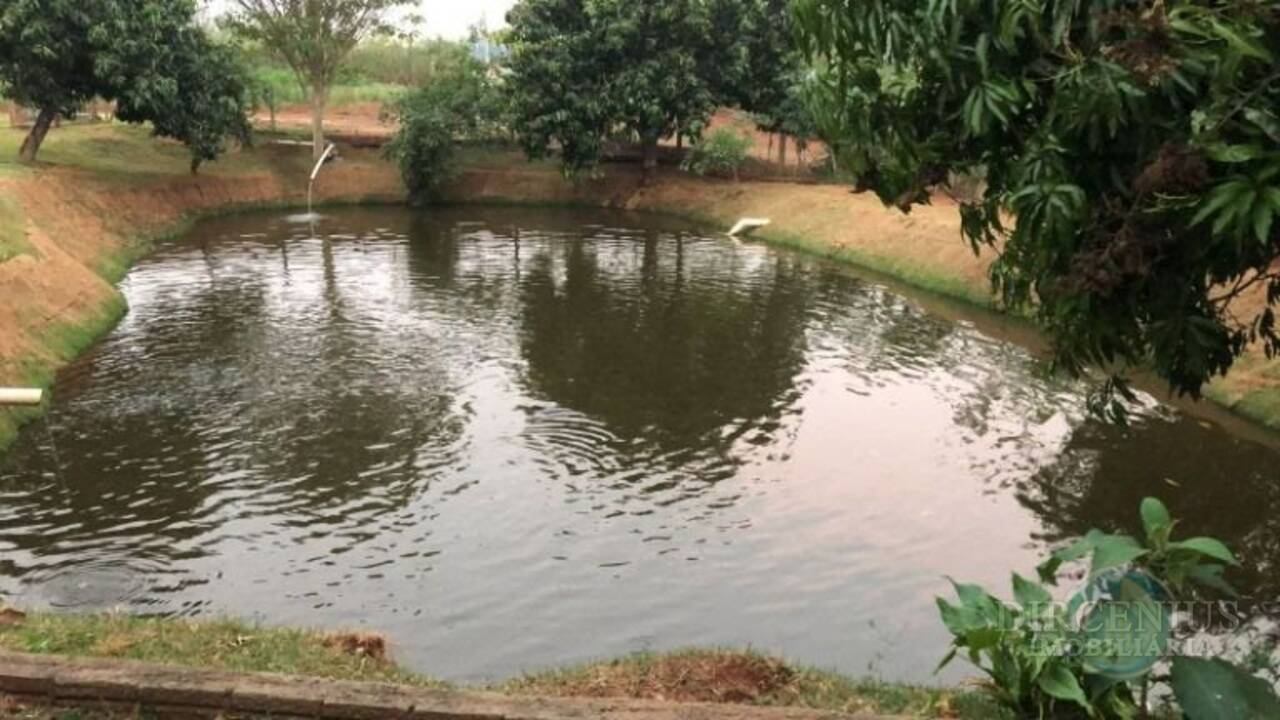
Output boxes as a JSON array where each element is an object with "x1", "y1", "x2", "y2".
[{"x1": 254, "y1": 102, "x2": 396, "y2": 143}]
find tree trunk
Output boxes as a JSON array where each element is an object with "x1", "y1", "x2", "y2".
[
  {"x1": 641, "y1": 138, "x2": 659, "y2": 186},
  {"x1": 778, "y1": 134, "x2": 788, "y2": 167},
  {"x1": 18, "y1": 108, "x2": 57, "y2": 163},
  {"x1": 311, "y1": 85, "x2": 328, "y2": 161}
]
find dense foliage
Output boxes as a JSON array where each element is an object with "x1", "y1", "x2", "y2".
[
  {"x1": 225, "y1": 0, "x2": 411, "y2": 158},
  {"x1": 939, "y1": 498, "x2": 1280, "y2": 718},
  {"x1": 0, "y1": 0, "x2": 250, "y2": 166},
  {"x1": 115, "y1": 27, "x2": 252, "y2": 174},
  {"x1": 385, "y1": 56, "x2": 500, "y2": 202},
  {"x1": 682, "y1": 127, "x2": 753, "y2": 181},
  {"x1": 504, "y1": 0, "x2": 729, "y2": 178},
  {"x1": 796, "y1": 0, "x2": 1280, "y2": 415},
  {"x1": 725, "y1": 0, "x2": 817, "y2": 162}
]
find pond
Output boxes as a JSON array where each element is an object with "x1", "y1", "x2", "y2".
[{"x1": 1, "y1": 206, "x2": 1278, "y2": 683}]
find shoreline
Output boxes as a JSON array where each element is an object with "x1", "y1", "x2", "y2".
[
  {"x1": 0, "y1": 121, "x2": 1272, "y2": 720},
  {"x1": 4, "y1": 124, "x2": 1278, "y2": 449},
  {"x1": 0, "y1": 610, "x2": 999, "y2": 719}
]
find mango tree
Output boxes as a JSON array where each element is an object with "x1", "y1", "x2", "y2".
[
  {"x1": 505, "y1": 0, "x2": 729, "y2": 181},
  {"x1": 795, "y1": 0, "x2": 1280, "y2": 417},
  {"x1": 0, "y1": 0, "x2": 103, "y2": 162},
  {"x1": 114, "y1": 26, "x2": 252, "y2": 175},
  {"x1": 0, "y1": 0, "x2": 250, "y2": 167}
]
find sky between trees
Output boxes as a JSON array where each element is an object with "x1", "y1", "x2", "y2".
[{"x1": 199, "y1": 0, "x2": 515, "y2": 38}]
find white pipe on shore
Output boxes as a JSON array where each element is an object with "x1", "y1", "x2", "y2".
[
  {"x1": 728, "y1": 218, "x2": 771, "y2": 237},
  {"x1": 0, "y1": 388, "x2": 43, "y2": 406}
]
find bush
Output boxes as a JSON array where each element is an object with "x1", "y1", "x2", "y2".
[
  {"x1": 682, "y1": 128, "x2": 752, "y2": 181},
  {"x1": 938, "y1": 498, "x2": 1280, "y2": 718},
  {"x1": 385, "y1": 57, "x2": 503, "y2": 202}
]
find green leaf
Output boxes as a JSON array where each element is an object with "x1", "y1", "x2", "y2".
[
  {"x1": 1090, "y1": 535, "x2": 1148, "y2": 579},
  {"x1": 1012, "y1": 573, "x2": 1052, "y2": 610},
  {"x1": 1037, "y1": 662, "x2": 1091, "y2": 711},
  {"x1": 934, "y1": 646, "x2": 958, "y2": 674},
  {"x1": 1140, "y1": 497, "x2": 1172, "y2": 540},
  {"x1": 1244, "y1": 108, "x2": 1280, "y2": 143},
  {"x1": 1187, "y1": 563, "x2": 1239, "y2": 597},
  {"x1": 1170, "y1": 537, "x2": 1240, "y2": 566},
  {"x1": 1204, "y1": 143, "x2": 1265, "y2": 163},
  {"x1": 949, "y1": 578, "x2": 993, "y2": 610},
  {"x1": 1253, "y1": 202, "x2": 1274, "y2": 244},
  {"x1": 1039, "y1": 532, "x2": 1102, "y2": 584},
  {"x1": 937, "y1": 597, "x2": 983, "y2": 635},
  {"x1": 1193, "y1": 181, "x2": 1247, "y2": 227},
  {"x1": 1170, "y1": 657, "x2": 1280, "y2": 719},
  {"x1": 1037, "y1": 556, "x2": 1064, "y2": 585}
]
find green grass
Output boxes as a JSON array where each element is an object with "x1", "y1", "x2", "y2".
[
  {"x1": 497, "y1": 649, "x2": 1008, "y2": 719},
  {"x1": 1211, "y1": 386, "x2": 1280, "y2": 431},
  {"x1": 252, "y1": 67, "x2": 407, "y2": 108},
  {"x1": 0, "y1": 122, "x2": 312, "y2": 187},
  {"x1": 0, "y1": 615, "x2": 1001, "y2": 719},
  {"x1": 0, "y1": 612, "x2": 437, "y2": 688},
  {"x1": 0, "y1": 294, "x2": 127, "y2": 452},
  {"x1": 0, "y1": 193, "x2": 30, "y2": 262}
]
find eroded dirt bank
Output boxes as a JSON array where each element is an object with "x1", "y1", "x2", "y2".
[{"x1": 0, "y1": 133, "x2": 404, "y2": 447}]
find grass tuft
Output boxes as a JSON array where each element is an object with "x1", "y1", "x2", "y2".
[
  {"x1": 0, "y1": 612, "x2": 441, "y2": 689},
  {"x1": 497, "y1": 648, "x2": 1009, "y2": 719},
  {"x1": 0, "y1": 194, "x2": 30, "y2": 263}
]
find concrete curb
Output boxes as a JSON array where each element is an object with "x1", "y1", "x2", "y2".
[{"x1": 0, "y1": 651, "x2": 890, "y2": 719}]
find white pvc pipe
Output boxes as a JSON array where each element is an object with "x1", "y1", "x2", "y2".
[
  {"x1": 307, "y1": 143, "x2": 338, "y2": 217},
  {"x1": 0, "y1": 389, "x2": 43, "y2": 406},
  {"x1": 310, "y1": 143, "x2": 337, "y2": 183}
]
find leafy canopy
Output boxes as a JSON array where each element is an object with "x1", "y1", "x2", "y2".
[
  {"x1": 225, "y1": 0, "x2": 409, "y2": 92},
  {"x1": 386, "y1": 52, "x2": 501, "y2": 202},
  {"x1": 0, "y1": 0, "x2": 101, "y2": 117},
  {"x1": 938, "y1": 497, "x2": 1280, "y2": 718},
  {"x1": 225, "y1": 0, "x2": 410, "y2": 158},
  {"x1": 724, "y1": 0, "x2": 816, "y2": 142},
  {"x1": 796, "y1": 0, "x2": 1280, "y2": 415},
  {"x1": 115, "y1": 26, "x2": 252, "y2": 174},
  {"x1": 504, "y1": 0, "x2": 730, "y2": 175},
  {"x1": 0, "y1": 0, "x2": 250, "y2": 166}
]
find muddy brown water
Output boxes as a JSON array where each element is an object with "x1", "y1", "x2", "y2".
[{"x1": 1, "y1": 206, "x2": 1278, "y2": 683}]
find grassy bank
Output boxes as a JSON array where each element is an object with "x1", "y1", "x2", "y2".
[
  {"x1": 0, "y1": 123, "x2": 404, "y2": 452},
  {"x1": 6, "y1": 123, "x2": 1280, "y2": 435},
  {"x1": 0, "y1": 611, "x2": 1003, "y2": 719}
]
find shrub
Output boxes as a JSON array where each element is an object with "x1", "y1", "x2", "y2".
[
  {"x1": 682, "y1": 128, "x2": 752, "y2": 181},
  {"x1": 385, "y1": 57, "x2": 501, "y2": 201},
  {"x1": 938, "y1": 498, "x2": 1280, "y2": 718}
]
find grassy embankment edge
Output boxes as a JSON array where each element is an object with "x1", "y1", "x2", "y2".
[
  {"x1": 7, "y1": 125, "x2": 1277, "y2": 436},
  {"x1": 0, "y1": 123, "x2": 404, "y2": 452},
  {"x1": 0, "y1": 612, "x2": 1004, "y2": 719}
]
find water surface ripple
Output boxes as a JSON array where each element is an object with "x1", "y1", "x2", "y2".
[{"x1": 2, "y1": 207, "x2": 1277, "y2": 682}]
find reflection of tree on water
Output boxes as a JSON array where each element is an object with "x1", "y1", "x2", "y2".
[
  {"x1": 0, "y1": 227, "x2": 472, "y2": 590},
  {"x1": 515, "y1": 231, "x2": 812, "y2": 497},
  {"x1": 0, "y1": 262, "x2": 277, "y2": 585},
  {"x1": 1015, "y1": 414, "x2": 1280, "y2": 614},
  {"x1": 252, "y1": 235, "x2": 467, "y2": 514}
]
